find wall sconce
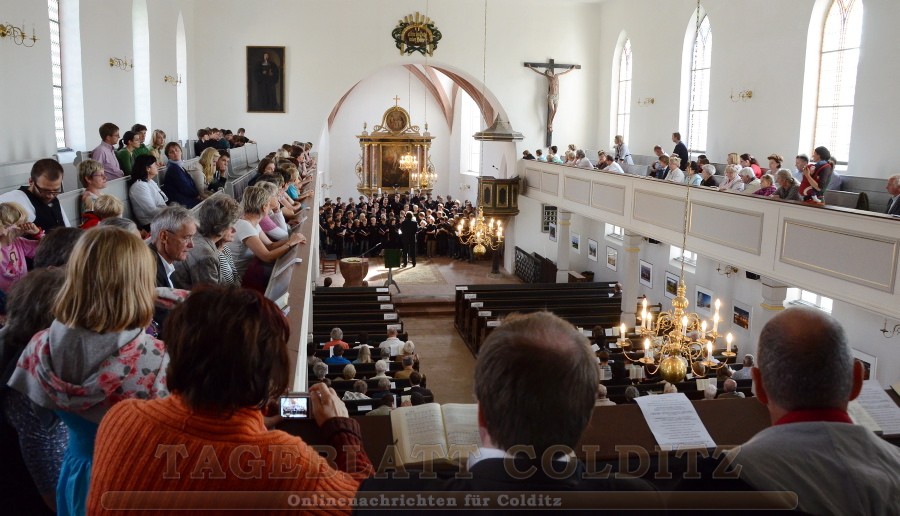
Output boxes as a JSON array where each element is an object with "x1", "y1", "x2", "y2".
[
  {"x1": 163, "y1": 74, "x2": 182, "y2": 85},
  {"x1": 109, "y1": 56, "x2": 133, "y2": 71},
  {"x1": 880, "y1": 319, "x2": 900, "y2": 339},
  {"x1": 716, "y1": 264, "x2": 739, "y2": 277},
  {"x1": 730, "y1": 89, "x2": 753, "y2": 102},
  {"x1": 636, "y1": 97, "x2": 655, "y2": 107},
  {"x1": 0, "y1": 22, "x2": 38, "y2": 48}
]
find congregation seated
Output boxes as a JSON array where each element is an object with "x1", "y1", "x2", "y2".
[
  {"x1": 128, "y1": 154, "x2": 168, "y2": 231},
  {"x1": 700, "y1": 163, "x2": 718, "y2": 187},
  {"x1": 149, "y1": 206, "x2": 197, "y2": 289},
  {"x1": 717, "y1": 378, "x2": 745, "y2": 399},
  {"x1": 739, "y1": 167, "x2": 761, "y2": 194},
  {"x1": 79, "y1": 194, "x2": 124, "y2": 230},
  {"x1": 371, "y1": 359, "x2": 390, "y2": 379},
  {"x1": 365, "y1": 393, "x2": 394, "y2": 416},
  {"x1": 226, "y1": 184, "x2": 305, "y2": 291},
  {"x1": 719, "y1": 164, "x2": 744, "y2": 192},
  {"x1": 595, "y1": 383, "x2": 615, "y2": 406},
  {"x1": 393, "y1": 355, "x2": 415, "y2": 380},
  {"x1": 753, "y1": 173, "x2": 777, "y2": 197},
  {"x1": 0, "y1": 203, "x2": 44, "y2": 292},
  {"x1": 324, "y1": 345, "x2": 351, "y2": 365},
  {"x1": 0, "y1": 159, "x2": 70, "y2": 231},
  {"x1": 162, "y1": 142, "x2": 201, "y2": 209},
  {"x1": 87, "y1": 286, "x2": 374, "y2": 511},
  {"x1": 342, "y1": 379, "x2": 371, "y2": 401},
  {"x1": 7, "y1": 227, "x2": 170, "y2": 514},
  {"x1": 353, "y1": 345, "x2": 373, "y2": 364},
  {"x1": 732, "y1": 354, "x2": 754, "y2": 380},
  {"x1": 32, "y1": 227, "x2": 82, "y2": 269},
  {"x1": 406, "y1": 371, "x2": 433, "y2": 402},
  {"x1": 172, "y1": 194, "x2": 241, "y2": 289},
  {"x1": 774, "y1": 168, "x2": 801, "y2": 201},
  {"x1": 0, "y1": 268, "x2": 67, "y2": 513},
  {"x1": 324, "y1": 327, "x2": 350, "y2": 350},
  {"x1": 379, "y1": 327, "x2": 404, "y2": 356},
  {"x1": 77, "y1": 159, "x2": 107, "y2": 220}
]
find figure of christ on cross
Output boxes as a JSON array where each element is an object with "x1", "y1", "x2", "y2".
[{"x1": 525, "y1": 58, "x2": 580, "y2": 147}]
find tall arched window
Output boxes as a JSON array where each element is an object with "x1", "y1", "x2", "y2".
[
  {"x1": 49, "y1": 0, "x2": 66, "y2": 149},
  {"x1": 615, "y1": 38, "x2": 632, "y2": 142},
  {"x1": 687, "y1": 14, "x2": 711, "y2": 155},
  {"x1": 814, "y1": 0, "x2": 863, "y2": 165}
]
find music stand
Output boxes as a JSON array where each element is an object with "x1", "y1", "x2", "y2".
[{"x1": 382, "y1": 248, "x2": 402, "y2": 293}]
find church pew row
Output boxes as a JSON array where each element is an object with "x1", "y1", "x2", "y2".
[
  {"x1": 458, "y1": 293, "x2": 620, "y2": 338},
  {"x1": 311, "y1": 322, "x2": 404, "y2": 338},
  {"x1": 476, "y1": 312, "x2": 623, "y2": 354},
  {"x1": 309, "y1": 361, "x2": 403, "y2": 378},
  {"x1": 454, "y1": 282, "x2": 619, "y2": 328}
]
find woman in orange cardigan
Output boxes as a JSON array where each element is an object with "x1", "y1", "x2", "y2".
[{"x1": 88, "y1": 286, "x2": 374, "y2": 513}]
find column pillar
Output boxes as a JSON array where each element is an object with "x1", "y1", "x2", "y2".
[
  {"x1": 619, "y1": 231, "x2": 643, "y2": 327},
  {"x1": 555, "y1": 211, "x2": 572, "y2": 283}
]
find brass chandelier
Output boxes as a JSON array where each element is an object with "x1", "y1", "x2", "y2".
[
  {"x1": 399, "y1": 148, "x2": 418, "y2": 172},
  {"x1": 457, "y1": 206, "x2": 503, "y2": 258},
  {"x1": 615, "y1": 0, "x2": 735, "y2": 383}
]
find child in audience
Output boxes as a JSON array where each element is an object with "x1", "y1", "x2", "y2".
[
  {"x1": 78, "y1": 159, "x2": 107, "y2": 220},
  {"x1": 0, "y1": 202, "x2": 43, "y2": 292},
  {"x1": 80, "y1": 194, "x2": 124, "y2": 229}
]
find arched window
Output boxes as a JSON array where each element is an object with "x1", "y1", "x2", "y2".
[
  {"x1": 615, "y1": 38, "x2": 632, "y2": 142},
  {"x1": 687, "y1": 14, "x2": 711, "y2": 155},
  {"x1": 133, "y1": 0, "x2": 151, "y2": 130},
  {"x1": 460, "y1": 91, "x2": 482, "y2": 175},
  {"x1": 49, "y1": 0, "x2": 66, "y2": 149},
  {"x1": 814, "y1": 0, "x2": 863, "y2": 165}
]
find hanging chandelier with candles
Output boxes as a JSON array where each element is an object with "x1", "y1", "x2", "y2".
[
  {"x1": 399, "y1": 149, "x2": 418, "y2": 172},
  {"x1": 457, "y1": 206, "x2": 503, "y2": 258}
]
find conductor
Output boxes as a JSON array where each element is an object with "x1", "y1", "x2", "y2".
[{"x1": 400, "y1": 212, "x2": 418, "y2": 267}]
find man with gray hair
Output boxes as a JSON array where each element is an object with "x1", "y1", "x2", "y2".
[
  {"x1": 379, "y1": 327, "x2": 404, "y2": 357},
  {"x1": 716, "y1": 378, "x2": 744, "y2": 399},
  {"x1": 731, "y1": 354, "x2": 754, "y2": 381},
  {"x1": 324, "y1": 327, "x2": 349, "y2": 350},
  {"x1": 573, "y1": 149, "x2": 593, "y2": 169},
  {"x1": 724, "y1": 307, "x2": 900, "y2": 514},
  {"x1": 149, "y1": 205, "x2": 197, "y2": 288}
]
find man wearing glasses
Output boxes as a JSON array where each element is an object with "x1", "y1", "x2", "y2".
[{"x1": 0, "y1": 158, "x2": 70, "y2": 231}]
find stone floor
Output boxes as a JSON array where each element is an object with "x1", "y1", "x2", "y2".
[{"x1": 317, "y1": 254, "x2": 521, "y2": 403}]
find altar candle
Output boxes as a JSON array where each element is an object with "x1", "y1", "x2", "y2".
[
  {"x1": 642, "y1": 298, "x2": 648, "y2": 312},
  {"x1": 701, "y1": 320, "x2": 708, "y2": 335},
  {"x1": 646, "y1": 313, "x2": 652, "y2": 330},
  {"x1": 713, "y1": 313, "x2": 719, "y2": 334},
  {"x1": 644, "y1": 338, "x2": 652, "y2": 360},
  {"x1": 620, "y1": 323, "x2": 627, "y2": 337},
  {"x1": 726, "y1": 333, "x2": 734, "y2": 353},
  {"x1": 707, "y1": 341, "x2": 713, "y2": 362},
  {"x1": 641, "y1": 310, "x2": 647, "y2": 329},
  {"x1": 681, "y1": 316, "x2": 688, "y2": 336}
]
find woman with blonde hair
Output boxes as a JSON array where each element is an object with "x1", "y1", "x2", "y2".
[
  {"x1": 149, "y1": 129, "x2": 167, "y2": 166},
  {"x1": 189, "y1": 147, "x2": 219, "y2": 200},
  {"x1": 353, "y1": 345, "x2": 373, "y2": 365},
  {"x1": 77, "y1": 159, "x2": 106, "y2": 218},
  {"x1": 227, "y1": 184, "x2": 305, "y2": 291},
  {"x1": 8, "y1": 226, "x2": 170, "y2": 515},
  {"x1": 613, "y1": 135, "x2": 634, "y2": 165},
  {"x1": 397, "y1": 340, "x2": 419, "y2": 368},
  {"x1": 726, "y1": 152, "x2": 741, "y2": 168}
]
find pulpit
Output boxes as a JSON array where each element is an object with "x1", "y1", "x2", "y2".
[{"x1": 355, "y1": 99, "x2": 436, "y2": 196}]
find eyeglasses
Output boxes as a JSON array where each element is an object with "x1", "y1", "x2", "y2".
[
  {"x1": 165, "y1": 229, "x2": 194, "y2": 244},
  {"x1": 32, "y1": 184, "x2": 62, "y2": 196}
]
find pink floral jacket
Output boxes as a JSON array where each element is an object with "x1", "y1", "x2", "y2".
[{"x1": 8, "y1": 321, "x2": 169, "y2": 424}]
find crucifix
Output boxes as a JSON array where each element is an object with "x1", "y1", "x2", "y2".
[{"x1": 524, "y1": 58, "x2": 581, "y2": 147}]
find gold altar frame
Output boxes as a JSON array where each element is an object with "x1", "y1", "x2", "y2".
[{"x1": 356, "y1": 103, "x2": 435, "y2": 195}]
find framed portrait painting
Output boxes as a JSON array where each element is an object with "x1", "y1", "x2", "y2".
[{"x1": 247, "y1": 46, "x2": 286, "y2": 113}]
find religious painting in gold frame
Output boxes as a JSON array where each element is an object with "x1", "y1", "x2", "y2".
[{"x1": 355, "y1": 101, "x2": 435, "y2": 195}]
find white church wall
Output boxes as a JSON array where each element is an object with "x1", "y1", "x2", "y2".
[
  {"x1": 185, "y1": 0, "x2": 602, "y2": 171},
  {"x1": 147, "y1": 0, "x2": 180, "y2": 142},
  {"x1": 0, "y1": 0, "x2": 57, "y2": 162}
]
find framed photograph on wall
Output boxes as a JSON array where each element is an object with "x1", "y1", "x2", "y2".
[
  {"x1": 587, "y1": 239, "x2": 598, "y2": 262},
  {"x1": 695, "y1": 286, "x2": 714, "y2": 317},
  {"x1": 247, "y1": 46, "x2": 286, "y2": 113},
  {"x1": 571, "y1": 233, "x2": 581, "y2": 254},
  {"x1": 664, "y1": 272, "x2": 679, "y2": 299},
  {"x1": 732, "y1": 300, "x2": 751, "y2": 332},
  {"x1": 639, "y1": 260, "x2": 652, "y2": 288},
  {"x1": 549, "y1": 223, "x2": 557, "y2": 242},
  {"x1": 606, "y1": 247, "x2": 617, "y2": 271}
]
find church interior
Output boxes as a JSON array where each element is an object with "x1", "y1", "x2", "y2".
[{"x1": 2, "y1": 0, "x2": 900, "y2": 512}]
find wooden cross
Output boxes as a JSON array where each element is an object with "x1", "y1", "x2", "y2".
[{"x1": 524, "y1": 58, "x2": 581, "y2": 147}]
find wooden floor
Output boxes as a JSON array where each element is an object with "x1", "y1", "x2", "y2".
[{"x1": 317, "y1": 255, "x2": 521, "y2": 404}]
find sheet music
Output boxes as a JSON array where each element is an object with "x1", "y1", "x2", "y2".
[
  {"x1": 855, "y1": 380, "x2": 900, "y2": 436},
  {"x1": 442, "y1": 404, "x2": 479, "y2": 448},
  {"x1": 393, "y1": 404, "x2": 447, "y2": 463},
  {"x1": 636, "y1": 393, "x2": 716, "y2": 451}
]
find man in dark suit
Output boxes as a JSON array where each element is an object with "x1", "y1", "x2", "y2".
[
  {"x1": 357, "y1": 312, "x2": 653, "y2": 512},
  {"x1": 672, "y1": 132, "x2": 689, "y2": 171},
  {"x1": 407, "y1": 371, "x2": 434, "y2": 403},
  {"x1": 399, "y1": 211, "x2": 419, "y2": 267},
  {"x1": 148, "y1": 206, "x2": 196, "y2": 331},
  {"x1": 886, "y1": 174, "x2": 900, "y2": 215}
]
